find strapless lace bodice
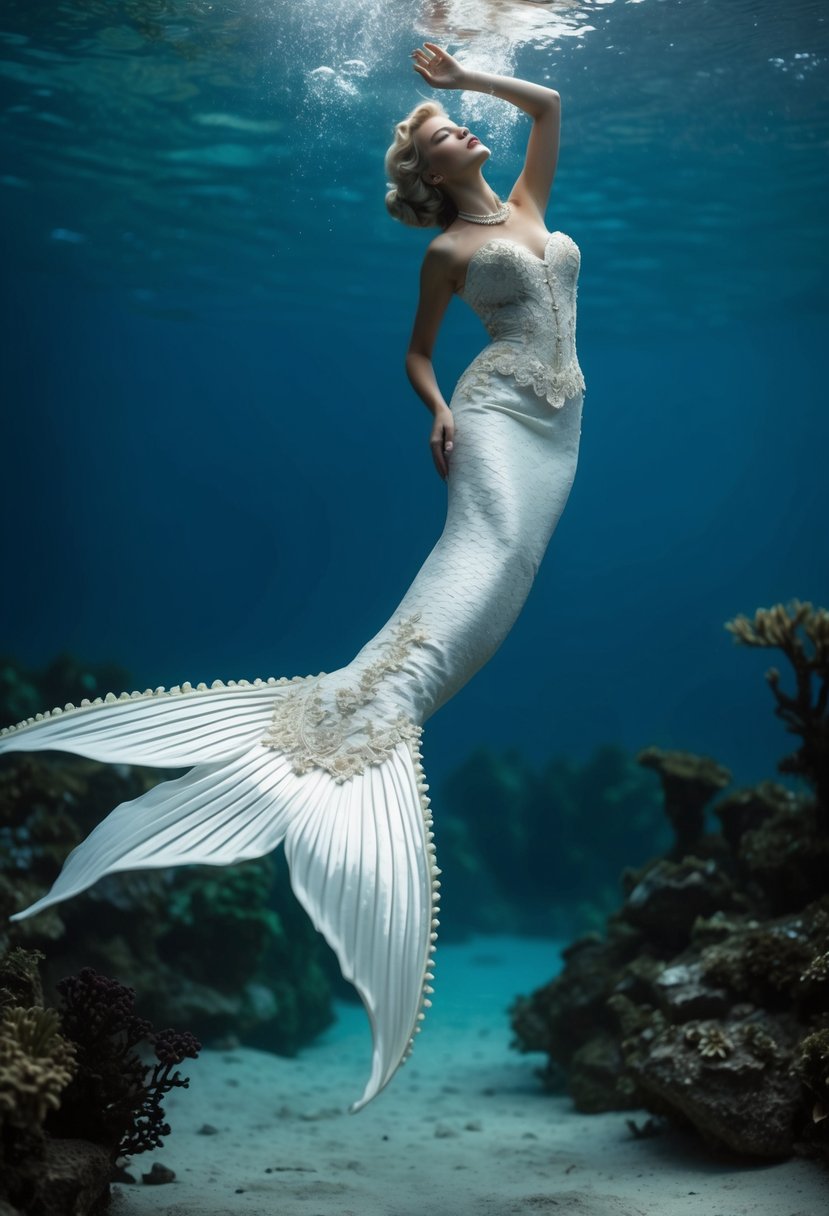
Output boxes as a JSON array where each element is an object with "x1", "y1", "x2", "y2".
[{"x1": 454, "y1": 230, "x2": 586, "y2": 409}]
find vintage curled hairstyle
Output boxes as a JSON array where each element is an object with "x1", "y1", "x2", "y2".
[{"x1": 384, "y1": 100, "x2": 458, "y2": 230}]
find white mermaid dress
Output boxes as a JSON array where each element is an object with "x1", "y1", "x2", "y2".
[{"x1": 0, "y1": 230, "x2": 586, "y2": 1112}]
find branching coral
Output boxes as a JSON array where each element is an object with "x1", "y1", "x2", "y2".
[
  {"x1": 0, "y1": 1004, "x2": 77, "y2": 1131},
  {"x1": 725, "y1": 600, "x2": 829, "y2": 820},
  {"x1": 50, "y1": 966, "x2": 201, "y2": 1161}
]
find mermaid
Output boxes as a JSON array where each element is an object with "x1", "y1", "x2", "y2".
[{"x1": 0, "y1": 42, "x2": 585, "y2": 1113}]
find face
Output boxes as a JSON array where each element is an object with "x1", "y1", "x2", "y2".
[{"x1": 414, "y1": 114, "x2": 491, "y2": 186}]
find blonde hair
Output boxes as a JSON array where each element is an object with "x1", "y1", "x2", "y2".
[{"x1": 384, "y1": 100, "x2": 458, "y2": 230}]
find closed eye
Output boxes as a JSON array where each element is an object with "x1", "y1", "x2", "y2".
[{"x1": 432, "y1": 125, "x2": 463, "y2": 144}]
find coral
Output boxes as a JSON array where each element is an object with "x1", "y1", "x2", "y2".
[
  {"x1": 636, "y1": 747, "x2": 732, "y2": 857},
  {"x1": 0, "y1": 945, "x2": 45, "y2": 1013},
  {"x1": 699, "y1": 900, "x2": 829, "y2": 1008},
  {"x1": 683, "y1": 1022, "x2": 734, "y2": 1059},
  {"x1": 0, "y1": 1005, "x2": 77, "y2": 1131},
  {"x1": 620, "y1": 856, "x2": 743, "y2": 950},
  {"x1": 568, "y1": 1032, "x2": 639, "y2": 1112},
  {"x1": 736, "y1": 795, "x2": 829, "y2": 914},
  {"x1": 509, "y1": 926, "x2": 645, "y2": 1074},
  {"x1": 651, "y1": 957, "x2": 731, "y2": 1021},
  {"x1": 620, "y1": 1009, "x2": 803, "y2": 1157},
  {"x1": 713, "y1": 779, "x2": 791, "y2": 852},
  {"x1": 740, "y1": 1021, "x2": 783, "y2": 1065},
  {"x1": 725, "y1": 599, "x2": 829, "y2": 821},
  {"x1": 47, "y1": 966, "x2": 200, "y2": 1161},
  {"x1": 509, "y1": 597, "x2": 829, "y2": 1163},
  {"x1": 0, "y1": 948, "x2": 202, "y2": 1214}
]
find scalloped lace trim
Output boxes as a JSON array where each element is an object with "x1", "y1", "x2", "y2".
[
  {"x1": 455, "y1": 348, "x2": 586, "y2": 409},
  {"x1": 261, "y1": 613, "x2": 427, "y2": 782}
]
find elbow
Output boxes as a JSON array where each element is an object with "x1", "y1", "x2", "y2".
[{"x1": 530, "y1": 89, "x2": 560, "y2": 122}]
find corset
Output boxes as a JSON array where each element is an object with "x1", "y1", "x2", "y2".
[{"x1": 453, "y1": 230, "x2": 586, "y2": 409}]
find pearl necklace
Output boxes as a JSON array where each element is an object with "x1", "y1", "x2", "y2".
[{"x1": 456, "y1": 200, "x2": 511, "y2": 226}]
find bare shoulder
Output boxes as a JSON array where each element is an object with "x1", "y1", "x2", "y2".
[{"x1": 423, "y1": 231, "x2": 466, "y2": 294}]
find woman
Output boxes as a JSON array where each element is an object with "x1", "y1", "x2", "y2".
[{"x1": 0, "y1": 44, "x2": 585, "y2": 1114}]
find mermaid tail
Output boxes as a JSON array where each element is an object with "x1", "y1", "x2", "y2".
[
  {"x1": 1, "y1": 308, "x2": 583, "y2": 1109},
  {"x1": 0, "y1": 672, "x2": 439, "y2": 1115}
]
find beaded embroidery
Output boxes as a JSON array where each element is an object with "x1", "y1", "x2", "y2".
[
  {"x1": 456, "y1": 233, "x2": 586, "y2": 408},
  {"x1": 261, "y1": 613, "x2": 428, "y2": 782},
  {"x1": 454, "y1": 346, "x2": 586, "y2": 410}
]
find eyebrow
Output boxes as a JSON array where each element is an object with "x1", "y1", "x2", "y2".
[{"x1": 430, "y1": 125, "x2": 455, "y2": 142}]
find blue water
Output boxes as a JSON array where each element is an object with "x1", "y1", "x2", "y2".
[{"x1": 1, "y1": 0, "x2": 827, "y2": 796}]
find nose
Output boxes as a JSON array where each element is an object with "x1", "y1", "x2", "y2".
[{"x1": 458, "y1": 128, "x2": 469, "y2": 139}]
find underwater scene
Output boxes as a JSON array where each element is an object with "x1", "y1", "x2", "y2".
[{"x1": 1, "y1": 1, "x2": 828, "y2": 1213}]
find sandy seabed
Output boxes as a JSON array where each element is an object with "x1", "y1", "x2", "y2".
[{"x1": 111, "y1": 936, "x2": 828, "y2": 1216}]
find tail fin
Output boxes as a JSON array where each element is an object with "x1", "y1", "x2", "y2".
[
  {"x1": 2, "y1": 681, "x2": 440, "y2": 1113},
  {"x1": 0, "y1": 676, "x2": 303, "y2": 767}
]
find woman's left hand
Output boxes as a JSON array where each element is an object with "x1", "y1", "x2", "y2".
[{"x1": 411, "y1": 42, "x2": 467, "y2": 90}]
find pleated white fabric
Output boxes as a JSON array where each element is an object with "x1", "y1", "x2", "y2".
[
  {"x1": 6, "y1": 720, "x2": 436, "y2": 1113},
  {"x1": 0, "y1": 682, "x2": 283, "y2": 766},
  {"x1": 283, "y1": 742, "x2": 435, "y2": 1112}
]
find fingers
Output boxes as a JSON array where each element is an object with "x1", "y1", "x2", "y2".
[
  {"x1": 411, "y1": 48, "x2": 433, "y2": 75},
  {"x1": 412, "y1": 44, "x2": 442, "y2": 69},
  {"x1": 430, "y1": 420, "x2": 455, "y2": 481}
]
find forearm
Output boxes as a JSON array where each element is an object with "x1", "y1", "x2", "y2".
[
  {"x1": 460, "y1": 71, "x2": 559, "y2": 120},
  {"x1": 406, "y1": 352, "x2": 450, "y2": 417}
]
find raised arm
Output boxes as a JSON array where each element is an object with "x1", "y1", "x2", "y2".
[
  {"x1": 412, "y1": 42, "x2": 561, "y2": 218},
  {"x1": 405, "y1": 243, "x2": 456, "y2": 482}
]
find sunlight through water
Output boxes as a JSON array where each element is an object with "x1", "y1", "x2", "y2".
[{"x1": 0, "y1": 0, "x2": 826, "y2": 333}]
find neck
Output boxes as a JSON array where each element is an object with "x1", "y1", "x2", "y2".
[{"x1": 442, "y1": 173, "x2": 502, "y2": 218}]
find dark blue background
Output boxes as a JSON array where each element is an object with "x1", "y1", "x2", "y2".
[{"x1": 2, "y1": 0, "x2": 827, "y2": 795}]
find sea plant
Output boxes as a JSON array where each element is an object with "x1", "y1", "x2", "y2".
[
  {"x1": 47, "y1": 965, "x2": 201, "y2": 1161},
  {"x1": 0, "y1": 1003, "x2": 78, "y2": 1131},
  {"x1": 725, "y1": 599, "x2": 829, "y2": 823}
]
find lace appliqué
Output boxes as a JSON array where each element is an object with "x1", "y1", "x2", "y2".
[
  {"x1": 261, "y1": 613, "x2": 427, "y2": 782},
  {"x1": 455, "y1": 235, "x2": 586, "y2": 409},
  {"x1": 454, "y1": 347, "x2": 586, "y2": 410}
]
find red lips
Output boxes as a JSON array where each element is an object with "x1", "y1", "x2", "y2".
[{"x1": 468, "y1": 136, "x2": 479, "y2": 148}]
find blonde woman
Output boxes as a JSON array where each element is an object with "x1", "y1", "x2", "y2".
[{"x1": 1, "y1": 43, "x2": 585, "y2": 1114}]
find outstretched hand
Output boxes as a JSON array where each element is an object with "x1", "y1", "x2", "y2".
[{"x1": 411, "y1": 42, "x2": 467, "y2": 90}]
